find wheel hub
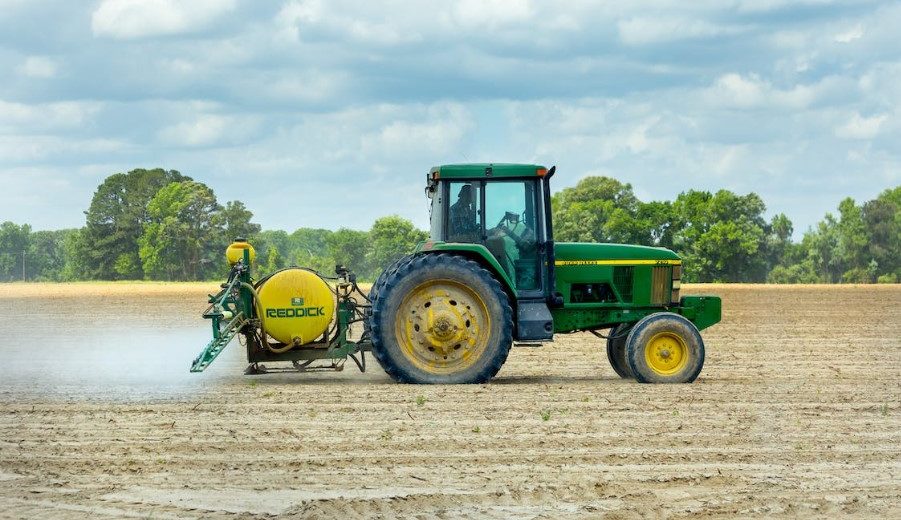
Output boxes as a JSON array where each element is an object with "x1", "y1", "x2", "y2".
[
  {"x1": 395, "y1": 279, "x2": 491, "y2": 374},
  {"x1": 645, "y1": 332, "x2": 688, "y2": 375}
]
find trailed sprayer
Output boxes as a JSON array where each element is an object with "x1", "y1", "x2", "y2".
[{"x1": 191, "y1": 164, "x2": 721, "y2": 383}]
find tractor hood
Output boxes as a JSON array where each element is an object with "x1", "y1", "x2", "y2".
[{"x1": 554, "y1": 242, "x2": 681, "y2": 264}]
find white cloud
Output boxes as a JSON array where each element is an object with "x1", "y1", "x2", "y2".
[
  {"x1": 1, "y1": 1, "x2": 899, "y2": 235},
  {"x1": 275, "y1": 0, "x2": 323, "y2": 42},
  {"x1": 275, "y1": 0, "x2": 422, "y2": 45},
  {"x1": 157, "y1": 113, "x2": 259, "y2": 147},
  {"x1": 702, "y1": 73, "x2": 850, "y2": 110},
  {"x1": 362, "y1": 104, "x2": 474, "y2": 157},
  {"x1": 0, "y1": 135, "x2": 126, "y2": 163},
  {"x1": 0, "y1": 100, "x2": 99, "y2": 132},
  {"x1": 451, "y1": 0, "x2": 534, "y2": 28},
  {"x1": 618, "y1": 16, "x2": 746, "y2": 45},
  {"x1": 91, "y1": 0, "x2": 236, "y2": 39},
  {"x1": 834, "y1": 23, "x2": 864, "y2": 43},
  {"x1": 17, "y1": 56, "x2": 57, "y2": 78},
  {"x1": 835, "y1": 112, "x2": 888, "y2": 139}
]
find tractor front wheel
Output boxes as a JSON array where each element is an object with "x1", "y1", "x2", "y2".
[
  {"x1": 626, "y1": 313, "x2": 704, "y2": 384},
  {"x1": 606, "y1": 324, "x2": 633, "y2": 378},
  {"x1": 368, "y1": 253, "x2": 513, "y2": 384}
]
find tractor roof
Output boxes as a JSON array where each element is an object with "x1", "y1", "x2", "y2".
[{"x1": 430, "y1": 163, "x2": 549, "y2": 180}]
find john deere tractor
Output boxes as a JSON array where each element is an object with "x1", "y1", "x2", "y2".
[{"x1": 191, "y1": 163, "x2": 721, "y2": 384}]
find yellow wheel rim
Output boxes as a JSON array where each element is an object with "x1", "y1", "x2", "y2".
[
  {"x1": 645, "y1": 332, "x2": 689, "y2": 376},
  {"x1": 394, "y1": 279, "x2": 491, "y2": 375}
]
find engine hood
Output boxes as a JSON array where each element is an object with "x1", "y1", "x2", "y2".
[{"x1": 554, "y1": 242, "x2": 680, "y2": 263}]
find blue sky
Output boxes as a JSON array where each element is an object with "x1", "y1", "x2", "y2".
[{"x1": 1, "y1": 0, "x2": 898, "y2": 237}]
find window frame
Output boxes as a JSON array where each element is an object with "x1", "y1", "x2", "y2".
[{"x1": 441, "y1": 178, "x2": 546, "y2": 298}]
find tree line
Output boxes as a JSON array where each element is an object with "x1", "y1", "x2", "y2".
[
  {"x1": 552, "y1": 177, "x2": 900, "y2": 283},
  {"x1": 0, "y1": 168, "x2": 898, "y2": 283},
  {"x1": 0, "y1": 168, "x2": 426, "y2": 282}
]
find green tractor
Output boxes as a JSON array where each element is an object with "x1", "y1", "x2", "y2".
[{"x1": 191, "y1": 163, "x2": 721, "y2": 384}]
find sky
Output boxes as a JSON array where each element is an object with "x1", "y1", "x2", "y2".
[{"x1": 1, "y1": 0, "x2": 899, "y2": 238}]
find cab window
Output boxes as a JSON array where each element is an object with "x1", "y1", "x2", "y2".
[
  {"x1": 484, "y1": 181, "x2": 540, "y2": 291},
  {"x1": 447, "y1": 182, "x2": 483, "y2": 243}
]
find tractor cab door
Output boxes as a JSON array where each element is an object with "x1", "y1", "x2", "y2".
[
  {"x1": 444, "y1": 179, "x2": 544, "y2": 297},
  {"x1": 483, "y1": 180, "x2": 542, "y2": 294}
]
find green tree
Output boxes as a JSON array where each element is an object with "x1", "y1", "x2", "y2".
[
  {"x1": 264, "y1": 246, "x2": 284, "y2": 274},
  {"x1": 552, "y1": 177, "x2": 648, "y2": 244},
  {"x1": 636, "y1": 200, "x2": 675, "y2": 248},
  {"x1": 327, "y1": 228, "x2": 370, "y2": 278},
  {"x1": 221, "y1": 200, "x2": 261, "y2": 242},
  {"x1": 671, "y1": 190, "x2": 768, "y2": 282},
  {"x1": 60, "y1": 229, "x2": 91, "y2": 281},
  {"x1": 767, "y1": 213, "x2": 793, "y2": 266},
  {"x1": 0, "y1": 222, "x2": 30, "y2": 281},
  {"x1": 289, "y1": 228, "x2": 332, "y2": 261},
  {"x1": 836, "y1": 197, "x2": 869, "y2": 281},
  {"x1": 803, "y1": 214, "x2": 842, "y2": 283},
  {"x1": 80, "y1": 168, "x2": 190, "y2": 279},
  {"x1": 27, "y1": 230, "x2": 74, "y2": 281},
  {"x1": 368, "y1": 215, "x2": 428, "y2": 278},
  {"x1": 862, "y1": 187, "x2": 900, "y2": 279},
  {"x1": 139, "y1": 181, "x2": 223, "y2": 281}
]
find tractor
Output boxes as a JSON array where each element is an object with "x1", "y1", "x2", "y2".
[{"x1": 191, "y1": 163, "x2": 721, "y2": 384}]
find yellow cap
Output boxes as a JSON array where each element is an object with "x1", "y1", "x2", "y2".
[{"x1": 226, "y1": 239, "x2": 256, "y2": 265}]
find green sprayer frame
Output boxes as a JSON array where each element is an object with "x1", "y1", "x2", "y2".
[{"x1": 191, "y1": 248, "x2": 372, "y2": 374}]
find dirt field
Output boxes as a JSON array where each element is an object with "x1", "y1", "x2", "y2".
[{"x1": 0, "y1": 283, "x2": 898, "y2": 518}]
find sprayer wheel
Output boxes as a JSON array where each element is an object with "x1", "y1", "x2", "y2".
[{"x1": 368, "y1": 253, "x2": 513, "y2": 384}]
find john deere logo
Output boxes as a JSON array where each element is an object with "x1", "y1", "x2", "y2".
[
  {"x1": 291, "y1": 297, "x2": 304, "y2": 307},
  {"x1": 266, "y1": 307, "x2": 324, "y2": 318}
]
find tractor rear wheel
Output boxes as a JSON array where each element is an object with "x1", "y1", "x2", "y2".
[
  {"x1": 368, "y1": 253, "x2": 513, "y2": 384},
  {"x1": 606, "y1": 324, "x2": 633, "y2": 378},
  {"x1": 625, "y1": 313, "x2": 704, "y2": 384},
  {"x1": 364, "y1": 254, "x2": 416, "y2": 340}
]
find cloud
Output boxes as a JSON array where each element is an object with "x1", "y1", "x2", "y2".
[
  {"x1": 361, "y1": 104, "x2": 474, "y2": 157},
  {"x1": 0, "y1": 1, "x2": 897, "y2": 237},
  {"x1": 157, "y1": 112, "x2": 260, "y2": 148},
  {"x1": 617, "y1": 16, "x2": 747, "y2": 45},
  {"x1": 274, "y1": 0, "x2": 323, "y2": 42},
  {"x1": 834, "y1": 112, "x2": 889, "y2": 139},
  {"x1": 17, "y1": 56, "x2": 57, "y2": 78},
  {"x1": 0, "y1": 100, "x2": 100, "y2": 132},
  {"x1": 91, "y1": 0, "x2": 237, "y2": 39},
  {"x1": 451, "y1": 0, "x2": 534, "y2": 29},
  {"x1": 702, "y1": 73, "x2": 851, "y2": 110},
  {"x1": 834, "y1": 23, "x2": 864, "y2": 43}
]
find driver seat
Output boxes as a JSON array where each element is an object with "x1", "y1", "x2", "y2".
[{"x1": 486, "y1": 235, "x2": 517, "y2": 285}]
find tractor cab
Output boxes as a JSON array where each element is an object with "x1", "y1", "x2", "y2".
[{"x1": 425, "y1": 163, "x2": 556, "y2": 302}]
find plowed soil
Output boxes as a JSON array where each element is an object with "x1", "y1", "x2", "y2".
[{"x1": 0, "y1": 284, "x2": 898, "y2": 519}]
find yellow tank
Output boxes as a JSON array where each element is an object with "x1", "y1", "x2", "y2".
[
  {"x1": 257, "y1": 268, "x2": 335, "y2": 346},
  {"x1": 226, "y1": 239, "x2": 256, "y2": 265}
]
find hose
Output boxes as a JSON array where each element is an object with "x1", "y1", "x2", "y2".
[{"x1": 240, "y1": 281, "x2": 297, "y2": 354}]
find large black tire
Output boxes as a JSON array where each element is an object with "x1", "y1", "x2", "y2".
[
  {"x1": 368, "y1": 253, "x2": 513, "y2": 384},
  {"x1": 626, "y1": 313, "x2": 705, "y2": 384},
  {"x1": 364, "y1": 254, "x2": 417, "y2": 339},
  {"x1": 606, "y1": 324, "x2": 633, "y2": 378}
]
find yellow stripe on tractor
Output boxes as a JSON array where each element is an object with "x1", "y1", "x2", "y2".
[{"x1": 555, "y1": 259, "x2": 683, "y2": 266}]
